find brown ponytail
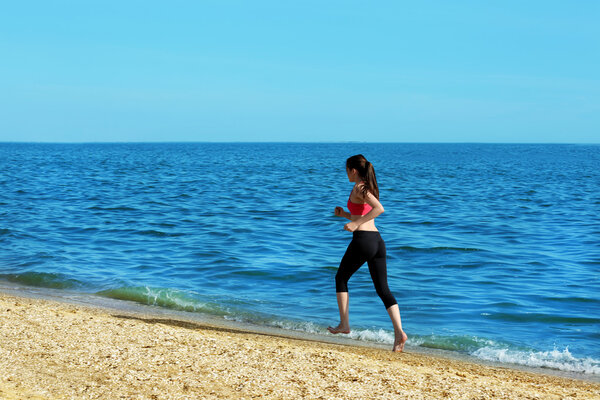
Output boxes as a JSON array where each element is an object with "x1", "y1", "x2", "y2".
[{"x1": 346, "y1": 154, "x2": 380, "y2": 200}]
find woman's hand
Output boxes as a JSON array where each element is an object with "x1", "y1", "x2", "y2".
[
  {"x1": 344, "y1": 221, "x2": 359, "y2": 232},
  {"x1": 334, "y1": 206, "x2": 345, "y2": 217}
]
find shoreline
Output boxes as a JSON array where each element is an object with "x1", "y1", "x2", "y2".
[
  {"x1": 1, "y1": 281, "x2": 598, "y2": 383},
  {"x1": 1, "y1": 288, "x2": 599, "y2": 399}
]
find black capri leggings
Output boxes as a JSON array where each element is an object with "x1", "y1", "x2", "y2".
[{"x1": 335, "y1": 230, "x2": 398, "y2": 309}]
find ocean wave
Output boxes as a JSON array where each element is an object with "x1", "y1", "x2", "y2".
[
  {"x1": 473, "y1": 347, "x2": 600, "y2": 375},
  {"x1": 267, "y1": 323, "x2": 600, "y2": 376},
  {"x1": 347, "y1": 328, "x2": 395, "y2": 343},
  {"x1": 254, "y1": 319, "x2": 324, "y2": 335},
  {"x1": 0, "y1": 272, "x2": 83, "y2": 289},
  {"x1": 135, "y1": 230, "x2": 185, "y2": 237},
  {"x1": 542, "y1": 296, "x2": 600, "y2": 305},
  {"x1": 394, "y1": 246, "x2": 484, "y2": 253},
  {"x1": 486, "y1": 312, "x2": 600, "y2": 324},
  {"x1": 409, "y1": 334, "x2": 499, "y2": 352},
  {"x1": 334, "y1": 329, "x2": 600, "y2": 375},
  {"x1": 87, "y1": 205, "x2": 138, "y2": 211},
  {"x1": 96, "y1": 286, "x2": 225, "y2": 315}
]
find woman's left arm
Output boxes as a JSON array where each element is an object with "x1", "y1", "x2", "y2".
[{"x1": 344, "y1": 192, "x2": 385, "y2": 232}]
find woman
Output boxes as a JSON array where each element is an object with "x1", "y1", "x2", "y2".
[{"x1": 328, "y1": 154, "x2": 408, "y2": 352}]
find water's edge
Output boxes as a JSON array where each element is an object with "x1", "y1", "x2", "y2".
[{"x1": 1, "y1": 281, "x2": 597, "y2": 384}]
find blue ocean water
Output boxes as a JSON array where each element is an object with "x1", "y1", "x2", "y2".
[{"x1": 1, "y1": 142, "x2": 599, "y2": 375}]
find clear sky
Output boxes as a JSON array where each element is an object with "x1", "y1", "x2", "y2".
[{"x1": 1, "y1": 1, "x2": 598, "y2": 143}]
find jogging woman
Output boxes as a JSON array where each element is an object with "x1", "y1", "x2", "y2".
[{"x1": 328, "y1": 154, "x2": 408, "y2": 352}]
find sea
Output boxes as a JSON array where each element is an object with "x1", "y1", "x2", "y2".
[{"x1": 1, "y1": 142, "x2": 599, "y2": 377}]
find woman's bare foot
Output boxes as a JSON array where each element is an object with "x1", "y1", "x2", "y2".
[
  {"x1": 327, "y1": 324, "x2": 350, "y2": 334},
  {"x1": 392, "y1": 330, "x2": 408, "y2": 352}
]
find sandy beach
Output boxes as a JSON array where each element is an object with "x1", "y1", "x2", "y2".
[{"x1": 0, "y1": 292, "x2": 598, "y2": 399}]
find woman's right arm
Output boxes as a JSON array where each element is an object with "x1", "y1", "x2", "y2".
[{"x1": 334, "y1": 206, "x2": 351, "y2": 220}]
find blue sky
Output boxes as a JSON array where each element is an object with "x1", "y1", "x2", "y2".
[{"x1": 1, "y1": 1, "x2": 598, "y2": 143}]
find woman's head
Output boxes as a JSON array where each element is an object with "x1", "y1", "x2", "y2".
[{"x1": 346, "y1": 154, "x2": 379, "y2": 199}]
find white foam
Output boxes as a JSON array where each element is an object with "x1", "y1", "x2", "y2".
[
  {"x1": 219, "y1": 312, "x2": 600, "y2": 376},
  {"x1": 472, "y1": 346, "x2": 600, "y2": 375},
  {"x1": 271, "y1": 320, "x2": 323, "y2": 334},
  {"x1": 142, "y1": 286, "x2": 203, "y2": 311},
  {"x1": 347, "y1": 328, "x2": 394, "y2": 344}
]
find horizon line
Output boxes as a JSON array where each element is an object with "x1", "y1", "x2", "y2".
[{"x1": 1, "y1": 141, "x2": 599, "y2": 145}]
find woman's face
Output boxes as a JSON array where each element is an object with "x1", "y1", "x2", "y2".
[{"x1": 346, "y1": 167, "x2": 357, "y2": 182}]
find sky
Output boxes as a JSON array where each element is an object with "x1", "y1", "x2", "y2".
[{"x1": 0, "y1": 1, "x2": 598, "y2": 143}]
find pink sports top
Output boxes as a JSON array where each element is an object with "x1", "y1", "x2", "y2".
[{"x1": 347, "y1": 192, "x2": 373, "y2": 215}]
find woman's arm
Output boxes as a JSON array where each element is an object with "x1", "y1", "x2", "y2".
[
  {"x1": 334, "y1": 206, "x2": 352, "y2": 220},
  {"x1": 344, "y1": 191, "x2": 384, "y2": 232}
]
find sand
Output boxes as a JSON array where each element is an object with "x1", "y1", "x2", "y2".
[{"x1": 0, "y1": 292, "x2": 598, "y2": 399}]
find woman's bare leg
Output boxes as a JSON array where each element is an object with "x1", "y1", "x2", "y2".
[
  {"x1": 328, "y1": 292, "x2": 350, "y2": 334},
  {"x1": 387, "y1": 304, "x2": 408, "y2": 352}
]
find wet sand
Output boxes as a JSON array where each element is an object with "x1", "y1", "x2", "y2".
[{"x1": 1, "y1": 292, "x2": 598, "y2": 399}]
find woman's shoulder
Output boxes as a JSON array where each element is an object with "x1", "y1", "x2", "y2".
[
  {"x1": 352, "y1": 183, "x2": 368, "y2": 198},
  {"x1": 355, "y1": 181, "x2": 367, "y2": 190}
]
